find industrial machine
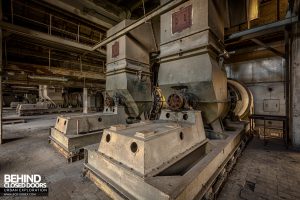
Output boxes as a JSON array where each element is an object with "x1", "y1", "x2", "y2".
[
  {"x1": 16, "y1": 86, "x2": 104, "y2": 116},
  {"x1": 84, "y1": 0, "x2": 253, "y2": 199},
  {"x1": 16, "y1": 85, "x2": 85, "y2": 116},
  {"x1": 49, "y1": 20, "x2": 157, "y2": 162},
  {"x1": 8, "y1": 94, "x2": 37, "y2": 109}
]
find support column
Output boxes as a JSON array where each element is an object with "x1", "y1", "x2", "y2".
[
  {"x1": 83, "y1": 88, "x2": 88, "y2": 114},
  {"x1": 291, "y1": 23, "x2": 300, "y2": 148},
  {"x1": 0, "y1": 0, "x2": 3, "y2": 144},
  {"x1": 290, "y1": 1, "x2": 300, "y2": 148}
]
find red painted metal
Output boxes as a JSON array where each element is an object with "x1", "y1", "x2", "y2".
[
  {"x1": 172, "y1": 5, "x2": 192, "y2": 34},
  {"x1": 112, "y1": 41, "x2": 119, "y2": 58}
]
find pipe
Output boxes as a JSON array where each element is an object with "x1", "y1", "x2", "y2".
[
  {"x1": 0, "y1": 0, "x2": 2, "y2": 144},
  {"x1": 28, "y1": 75, "x2": 68, "y2": 82},
  {"x1": 226, "y1": 16, "x2": 298, "y2": 42}
]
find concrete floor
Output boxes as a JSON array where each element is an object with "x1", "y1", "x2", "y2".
[
  {"x1": 218, "y1": 137, "x2": 300, "y2": 200},
  {"x1": 0, "y1": 110, "x2": 300, "y2": 200},
  {"x1": 0, "y1": 110, "x2": 111, "y2": 200}
]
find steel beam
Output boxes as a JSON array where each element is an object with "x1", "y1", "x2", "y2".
[
  {"x1": 3, "y1": 78, "x2": 104, "y2": 89},
  {"x1": 40, "y1": 0, "x2": 114, "y2": 29},
  {"x1": 0, "y1": 22, "x2": 106, "y2": 56},
  {"x1": 0, "y1": 1, "x2": 2, "y2": 144},
  {"x1": 92, "y1": 0, "x2": 189, "y2": 50},
  {"x1": 74, "y1": 0, "x2": 122, "y2": 23},
  {"x1": 251, "y1": 38, "x2": 285, "y2": 58},
  {"x1": 7, "y1": 63, "x2": 106, "y2": 81},
  {"x1": 226, "y1": 16, "x2": 299, "y2": 43}
]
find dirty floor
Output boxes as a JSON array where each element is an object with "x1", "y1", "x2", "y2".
[
  {"x1": 1, "y1": 109, "x2": 300, "y2": 200},
  {"x1": 218, "y1": 137, "x2": 300, "y2": 200},
  {"x1": 0, "y1": 110, "x2": 110, "y2": 200}
]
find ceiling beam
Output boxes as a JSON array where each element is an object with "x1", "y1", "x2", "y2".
[
  {"x1": 3, "y1": 76, "x2": 105, "y2": 89},
  {"x1": 75, "y1": 0, "x2": 122, "y2": 23},
  {"x1": 227, "y1": 46, "x2": 285, "y2": 63},
  {"x1": 6, "y1": 63, "x2": 106, "y2": 81},
  {"x1": 225, "y1": 16, "x2": 298, "y2": 43},
  {"x1": 0, "y1": 21, "x2": 106, "y2": 56},
  {"x1": 40, "y1": 0, "x2": 114, "y2": 29},
  {"x1": 250, "y1": 38, "x2": 285, "y2": 58}
]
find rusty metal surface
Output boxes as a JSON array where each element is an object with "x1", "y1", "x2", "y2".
[
  {"x1": 172, "y1": 5, "x2": 192, "y2": 33},
  {"x1": 167, "y1": 93, "x2": 185, "y2": 111},
  {"x1": 159, "y1": 0, "x2": 227, "y2": 124},
  {"x1": 111, "y1": 41, "x2": 119, "y2": 58},
  {"x1": 105, "y1": 20, "x2": 155, "y2": 118}
]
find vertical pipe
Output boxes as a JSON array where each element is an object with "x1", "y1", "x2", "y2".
[
  {"x1": 77, "y1": 24, "x2": 80, "y2": 42},
  {"x1": 83, "y1": 88, "x2": 88, "y2": 114},
  {"x1": 11, "y1": 0, "x2": 13, "y2": 24},
  {"x1": 285, "y1": 28, "x2": 290, "y2": 146},
  {"x1": 4, "y1": 40, "x2": 7, "y2": 67},
  {"x1": 49, "y1": 14, "x2": 52, "y2": 35},
  {"x1": 263, "y1": 120, "x2": 266, "y2": 145},
  {"x1": 277, "y1": 0, "x2": 280, "y2": 21},
  {"x1": 48, "y1": 49, "x2": 51, "y2": 70},
  {"x1": 102, "y1": 60, "x2": 105, "y2": 73},
  {"x1": 142, "y1": 0, "x2": 146, "y2": 16},
  {"x1": 76, "y1": 120, "x2": 79, "y2": 134},
  {"x1": 0, "y1": 0, "x2": 3, "y2": 144},
  {"x1": 80, "y1": 56, "x2": 82, "y2": 72}
]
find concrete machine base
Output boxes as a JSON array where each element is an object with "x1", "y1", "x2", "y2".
[
  {"x1": 49, "y1": 106, "x2": 127, "y2": 162},
  {"x1": 18, "y1": 105, "x2": 83, "y2": 116},
  {"x1": 84, "y1": 110, "x2": 249, "y2": 199}
]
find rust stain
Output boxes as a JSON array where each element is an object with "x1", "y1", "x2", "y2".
[{"x1": 172, "y1": 5, "x2": 192, "y2": 34}]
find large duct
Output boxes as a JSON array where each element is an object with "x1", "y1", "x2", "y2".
[
  {"x1": 105, "y1": 20, "x2": 157, "y2": 118},
  {"x1": 158, "y1": 0, "x2": 227, "y2": 126},
  {"x1": 84, "y1": 1, "x2": 252, "y2": 199}
]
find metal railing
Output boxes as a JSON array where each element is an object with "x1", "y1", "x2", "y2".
[{"x1": 10, "y1": 0, "x2": 105, "y2": 46}]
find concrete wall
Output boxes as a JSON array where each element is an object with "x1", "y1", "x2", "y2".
[{"x1": 226, "y1": 57, "x2": 286, "y2": 127}]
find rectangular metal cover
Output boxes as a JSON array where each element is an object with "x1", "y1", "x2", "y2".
[
  {"x1": 172, "y1": 5, "x2": 192, "y2": 34},
  {"x1": 112, "y1": 41, "x2": 119, "y2": 58},
  {"x1": 263, "y1": 99, "x2": 280, "y2": 112}
]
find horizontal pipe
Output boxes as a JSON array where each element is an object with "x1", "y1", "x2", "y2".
[
  {"x1": 226, "y1": 16, "x2": 298, "y2": 42},
  {"x1": 28, "y1": 75, "x2": 68, "y2": 82}
]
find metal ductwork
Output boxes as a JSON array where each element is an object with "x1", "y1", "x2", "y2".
[
  {"x1": 84, "y1": 1, "x2": 253, "y2": 200},
  {"x1": 105, "y1": 19, "x2": 157, "y2": 118},
  {"x1": 158, "y1": 0, "x2": 227, "y2": 126}
]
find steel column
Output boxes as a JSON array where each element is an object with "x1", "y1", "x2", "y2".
[
  {"x1": 0, "y1": 0, "x2": 3, "y2": 144},
  {"x1": 83, "y1": 88, "x2": 88, "y2": 114}
]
